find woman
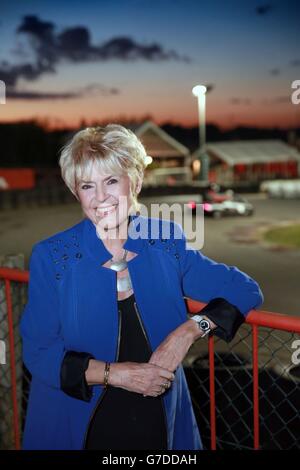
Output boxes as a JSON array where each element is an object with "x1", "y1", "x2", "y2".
[{"x1": 20, "y1": 124, "x2": 263, "y2": 450}]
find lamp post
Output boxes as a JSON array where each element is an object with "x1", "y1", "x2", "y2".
[{"x1": 192, "y1": 84, "x2": 209, "y2": 181}]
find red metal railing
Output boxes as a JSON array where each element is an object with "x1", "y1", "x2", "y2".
[
  {"x1": 0, "y1": 268, "x2": 28, "y2": 450},
  {"x1": 187, "y1": 298, "x2": 300, "y2": 450},
  {"x1": 1, "y1": 266, "x2": 300, "y2": 450}
]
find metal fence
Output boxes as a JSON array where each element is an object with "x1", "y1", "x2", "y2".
[
  {"x1": 0, "y1": 186, "x2": 76, "y2": 210},
  {"x1": 0, "y1": 267, "x2": 299, "y2": 450},
  {"x1": 0, "y1": 268, "x2": 28, "y2": 449},
  {"x1": 186, "y1": 299, "x2": 300, "y2": 450}
]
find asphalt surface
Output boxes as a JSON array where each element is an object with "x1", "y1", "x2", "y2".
[{"x1": 0, "y1": 194, "x2": 299, "y2": 316}]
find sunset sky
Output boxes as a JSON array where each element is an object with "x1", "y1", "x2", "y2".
[{"x1": 0, "y1": 0, "x2": 300, "y2": 129}]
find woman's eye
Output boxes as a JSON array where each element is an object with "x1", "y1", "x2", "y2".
[
  {"x1": 81, "y1": 184, "x2": 92, "y2": 190},
  {"x1": 107, "y1": 179, "x2": 118, "y2": 185}
]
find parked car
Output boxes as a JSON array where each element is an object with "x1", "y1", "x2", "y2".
[
  {"x1": 260, "y1": 180, "x2": 300, "y2": 198},
  {"x1": 188, "y1": 195, "x2": 254, "y2": 218}
]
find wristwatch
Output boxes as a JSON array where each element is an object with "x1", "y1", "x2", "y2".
[{"x1": 190, "y1": 315, "x2": 211, "y2": 337}]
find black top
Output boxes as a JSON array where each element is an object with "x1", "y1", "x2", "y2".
[
  {"x1": 60, "y1": 298, "x2": 244, "y2": 403},
  {"x1": 60, "y1": 296, "x2": 244, "y2": 447},
  {"x1": 84, "y1": 294, "x2": 168, "y2": 450}
]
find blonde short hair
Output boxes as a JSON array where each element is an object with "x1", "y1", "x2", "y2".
[{"x1": 59, "y1": 124, "x2": 147, "y2": 211}]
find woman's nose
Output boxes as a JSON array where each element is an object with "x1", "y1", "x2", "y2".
[{"x1": 95, "y1": 184, "x2": 107, "y2": 202}]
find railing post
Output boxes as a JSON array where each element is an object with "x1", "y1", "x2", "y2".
[
  {"x1": 252, "y1": 324, "x2": 260, "y2": 450},
  {"x1": 4, "y1": 279, "x2": 21, "y2": 450},
  {"x1": 208, "y1": 335, "x2": 217, "y2": 450}
]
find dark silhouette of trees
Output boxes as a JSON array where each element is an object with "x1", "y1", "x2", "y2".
[{"x1": 0, "y1": 119, "x2": 298, "y2": 168}]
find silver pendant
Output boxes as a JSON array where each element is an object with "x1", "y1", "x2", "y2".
[
  {"x1": 109, "y1": 249, "x2": 128, "y2": 273},
  {"x1": 109, "y1": 260, "x2": 127, "y2": 272},
  {"x1": 117, "y1": 275, "x2": 132, "y2": 292},
  {"x1": 105, "y1": 249, "x2": 132, "y2": 292}
]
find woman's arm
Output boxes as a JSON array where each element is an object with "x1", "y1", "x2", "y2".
[
  {"x1": 61, "y1": 356, "x2": 175, "y2": 400},
  {"x1": 175, "y1": 223, "x2": 264, "y2": 315},
  {"x1": 20, "y1": 243, "x2": 67, "y2": 389},
  {"x1": 149, "y1": 316, "x2": 217, "y2": 372},
  {"x1": 84, "y1": 359, "x2": 175, "y2": 397},
  {"x1": 149, "y1": 223, "x2": 264, "y2": 372},
  {"x1": 85, "y1": 359, "x2": 106, "y2": 385}
]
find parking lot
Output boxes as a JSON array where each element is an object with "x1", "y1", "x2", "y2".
[{"x1": 0, "y1": 193, "x2": 299, "y2": 316}]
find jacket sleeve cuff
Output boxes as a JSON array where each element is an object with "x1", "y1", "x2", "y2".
[
  {"x1": 60, "y1": 351, "x2": 94, "y2": 402},
  {"x1": 197, "y1": 297, "x2": 245, "y2": 343}
]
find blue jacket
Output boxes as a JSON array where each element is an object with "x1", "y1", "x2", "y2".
[{"x1": 20, "y1": 215, "x2": 263, "y2": 450}]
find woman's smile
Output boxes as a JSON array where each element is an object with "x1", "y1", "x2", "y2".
[{"x1": 96, "y1": 204, "x2": 118, "y2": 218}]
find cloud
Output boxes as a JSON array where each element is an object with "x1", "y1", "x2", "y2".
[
  {"x1": 1, "y1": 15, "x2": 189, "y2": 99},
  {"x1": 17, "y1": 16, "x2": 58, "y2": 70},
  {"x1": 6, "y1": 90, "x2": 80, "y2": 100},
  {"x1": 262, "y1": 96, "x2": 290, "y2": 105},
  {"x1": 0, "y1": 60, "x2": 53, "y2": 88},
  {"x1": 255, "y1": 4, "x2": 273, "y2": 15},
  {"x1": 6, "y1": 83, "x2": 119, "y2": 101},
  {"x1": 290, "y1": 59, "x2": 300, "y2": 67},
  {"x1": 230, "y1": 98, "x2": 252, "y2": 105},
  {"x1": 16, "y1": 15, "x2": 189, "y2": 64},
  {"x1": 81, "y1": 83, "x2": 119, "y2": 96},
  {"x1": 269, "y1": 68, "x2": 280, "y2": 76},
  {"x1": 272, "y1": 96, "x2": 290, "y2": 104}
]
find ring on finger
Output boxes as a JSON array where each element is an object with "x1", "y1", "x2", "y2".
[{"x1": 161, "y1": 381, "x2": 170, "y2": 389}]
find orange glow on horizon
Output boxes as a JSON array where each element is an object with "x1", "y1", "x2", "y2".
[
  {"x1": 0, "y1": 115, "x2": 298, "y2": 132},
  {"x1": 0, "y1": 104, "x2": 299, "y2": 131}
]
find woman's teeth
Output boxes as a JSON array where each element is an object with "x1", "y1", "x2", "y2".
[{"x1": 97, "y1": 205, "x2": 117, "y2": 216}]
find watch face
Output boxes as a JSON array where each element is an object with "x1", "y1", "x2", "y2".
[{"x1": 199, "y1": 319, "x2": 210, "y2": 332}]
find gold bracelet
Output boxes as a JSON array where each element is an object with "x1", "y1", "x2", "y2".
[{"x1": 103, "y1": 362, "x2": 111, "y2": 388}]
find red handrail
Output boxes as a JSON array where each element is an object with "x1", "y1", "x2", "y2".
[
  {"x1": 0, "y1": 268, "x2": 29, "y2": 283},
  {"x1": 186, "y1": 298, "x2": 300, "y2": 333}
]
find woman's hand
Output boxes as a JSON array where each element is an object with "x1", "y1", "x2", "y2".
[
  {"x1": 149, "y1": 320, "x2": 201, "y2": 373},
  {"x1": 109, "y1": 362, "x2": 175, "y2": 397}
]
